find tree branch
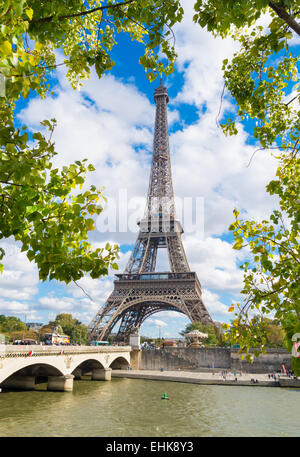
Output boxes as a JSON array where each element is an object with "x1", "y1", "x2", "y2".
[
  {"x1": 269, "y1": 1, "x2": 300, "y2": 36},
  {"x1": 73, "y1": 280, "x2": 95, "y2": 302},
  {"x1": 285, "y1": 93, "x2": 300, "y2": 106},
  {"x1": 216, "y1": 82, "x2": 225, "y2": 128},
  {"x1": 235, "y1": 220, "x2": 300, "y2": 265},
  {"x1": 30, "y1": 0, "x2": 136, "y2": 25},
  {"x1": 246, "y1": 145, "x2": 298, "y2": 168},
  {"x1": 255, "y1": 234, "x2": 300, "y2": 265}
]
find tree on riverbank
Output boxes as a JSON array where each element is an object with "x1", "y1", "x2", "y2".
[
  {"x1": 49, "y1": 313, "x2": 88, "y2": 345},
  {"x1": 180, "y1": 322, "x2": 220, "y2": 346},
  {"x1": 0, "y1": 313, "x2": 88, "y2": 344},
  {"x1": 0, "y1": 314, "x2": 24, "y2": 333},
  {"x1": 0, "y1": 315, "x2": 41, "y2": 341},
  {"x1": 225, "y1": 316, "x2": 288, "y2": 350}
]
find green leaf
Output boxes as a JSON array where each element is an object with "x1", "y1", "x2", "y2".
[
  {"x1": 25, "y1": 8, "x2": 34, "y2": 20},
  {"x1": 0, "y1": 41, "x2": 12, "y2": 55}
]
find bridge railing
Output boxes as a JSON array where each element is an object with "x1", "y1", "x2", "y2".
[{"x1": 0, "y1": 345, "x2": 132, "y2": 358}]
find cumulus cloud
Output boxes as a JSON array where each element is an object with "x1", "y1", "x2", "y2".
[
  {"x1": 0, "y1": 240, "x2": 39, "y2": 302},
  {"x1": 146, "y1": 319, "x2": 168, "y2": 328},
  {"x1": 202, "y1": 289, "x2": 231, "y2": 321}
]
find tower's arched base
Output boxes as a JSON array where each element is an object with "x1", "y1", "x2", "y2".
[{"x1": 88, "y1": 272, "x2": 213, "y2": 342}]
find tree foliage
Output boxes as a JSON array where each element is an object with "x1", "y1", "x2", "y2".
[
  {"x1": 227, "y1": 155, "x2": 299, "y2": 357},
  {"x1": 180, "y1": 321, "x2": 219, "y2": 346},
  {"x1": 0, "y1": 0, "x2": 184, "y2": 283},
  {"x1": 39, "y1": 325, "x2": 54, "y2": 338},
  {"x1": 264, "y1": 319, "x2": 287, "y2": 347},
  {"x1": 193, "y1": 1, "x2": 300, "y2": 373},
  {"x1": 9, "y1": 329, "x2": 38, "y2": 341},
  {"x1": 0, "y1": 313, "x2": 89, "y2": 343},
  {"x1": 0, "y1": 314, "x2": 24, "y2": 333},
  {"x1": 194, "y1": 0, "x2": 300, "y2": 149},
  {"x1": 225, "y1": 316, "x2": 287, "y2": 350}
]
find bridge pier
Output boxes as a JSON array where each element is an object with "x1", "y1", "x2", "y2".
[
  {"x1": 1, "y1": 376, "x2": 35, "y2": 391},
  {"x1": 47, "y1": 374, "x2": 74, "y2": 392},
  {"x1": 73, "y1": 368, "x2": 83, "y2": 380},
  {"x1": 130, "y1": 349, "x2": 142, "y2": 370},
  {"x1": 92, "y1": 368, "x2": 112, "y2": 381}
]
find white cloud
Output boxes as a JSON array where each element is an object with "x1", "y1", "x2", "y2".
[
  {"x1": 202, "y1": 289, "x2": 231, "y2": 321},
  {"x1": 0, "y1": 240, "x2": 38, "y2": 301},
  {"x1": 146, "y1": 318, "x2": 168, "y2": 328},
  {"x1": 172, "y1": 1, "x2": 238, "y2": 112},
  {"x1": 0, "y1": 298, "x2": 36, "y2": 318},
  {"x1": 155, "y1": 311, "x2": 187, "y2": 320},
  {"x1": 18, "y1": 74, "x2": 155, "y2": 247},
  {"x1": 38, "y1": 295, "x2": 75, "y2": 312}
]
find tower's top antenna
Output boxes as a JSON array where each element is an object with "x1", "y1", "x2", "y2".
[{"x1": 154, "y1": 75, "x2": 169, "y2": 103}]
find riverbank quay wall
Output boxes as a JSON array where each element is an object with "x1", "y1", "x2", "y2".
[
  {"x1": 141, "y1": 347, "x2": 291, "y2": 373},
  {"x1": 230, "y1": 348, "x2": 291, "y2": 373}
]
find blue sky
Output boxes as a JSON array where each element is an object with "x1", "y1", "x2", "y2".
[{"x1": 1, "y1": 2, "x2": 299, "y2": 338}]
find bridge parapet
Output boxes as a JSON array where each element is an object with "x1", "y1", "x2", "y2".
[{"x1": 1, "y1": 345, "x2": 132, "y2": 358}]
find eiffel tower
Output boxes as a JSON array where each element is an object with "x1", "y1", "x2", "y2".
[{"x1": 88, "y1": 79, "x2": 213, "y2": 342}]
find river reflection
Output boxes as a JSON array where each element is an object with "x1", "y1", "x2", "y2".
[{"x1": 0, "y1": 378, "x2": 299, "y2": 437}]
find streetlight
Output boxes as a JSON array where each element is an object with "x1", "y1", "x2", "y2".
[{"x1": 22, "y1": 314, "x2": 27, "y2": 341}]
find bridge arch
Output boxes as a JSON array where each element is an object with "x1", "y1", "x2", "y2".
[
  {"x1": 70, "y1": 358, "x2": 105, "y2": 376},
  {"x1": 0, "y1": 359, "x2": 65, "y2": 386},
  {"x1": 109, "y1": 356, "x2": 130, "y2": 370}
]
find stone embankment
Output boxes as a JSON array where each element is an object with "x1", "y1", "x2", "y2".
[
  {"x1": 141, "y1": 347, "x2": 292, "y2": 373},
  {"x1": 111, "y1": 369, "x2": 300, "y2": 388}
]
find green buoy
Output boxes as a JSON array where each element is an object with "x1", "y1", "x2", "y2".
[{"x1": 161, "y1": 392, "x2": 169, "y2": 400}]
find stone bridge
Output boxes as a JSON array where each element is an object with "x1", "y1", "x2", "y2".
[{"x1": 0, "y1": 345, "x2": 137, "y2": 392}]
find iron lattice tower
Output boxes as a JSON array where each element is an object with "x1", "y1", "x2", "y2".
[{"x1": 88, "y1": 80, "x2": 213, "y2": 342}]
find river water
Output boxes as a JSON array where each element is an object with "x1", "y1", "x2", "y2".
[{"x1": 0, "y1": 377, "x2": 299, "y2": 437}]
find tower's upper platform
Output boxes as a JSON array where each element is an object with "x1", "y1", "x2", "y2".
[{"x1": 153, "y1": 78, "x2": 169, "y2": 103}]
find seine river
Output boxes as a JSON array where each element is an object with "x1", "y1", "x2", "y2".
[{"x1": 0, "y1": 378, "x2": 299, "y2": 437}]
